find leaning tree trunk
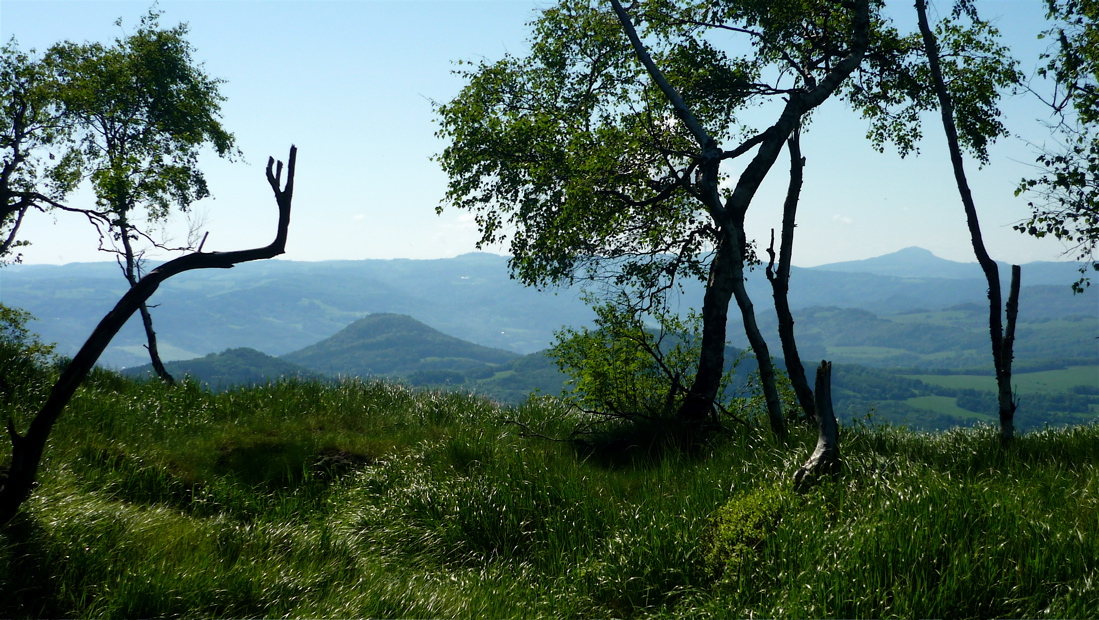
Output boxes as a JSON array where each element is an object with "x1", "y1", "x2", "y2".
[
  {"x1": 677, "y1": 228, "x2": 787, "y2": 438},
  {"x1": 118, "y1": 218, "x2": 175, "y2": 385},
  {"x1": 678, "y1": 233, "x2": 738, "y2": 427},
  {"x1": 915, "y1": 0, "x2": 1021, "y2": 443},
  {"x1": 766, "y1": 128, "x2": 816, "y2": 424},
  {"x1": 793, "y1": 361, "x2": 841, "y2": 491},
  {"x1": 0, "y1": 147, "x2": 297, "y2": 524},
  {"x1": 610, "y1": 0, "x2": 870, "y2": 440}
]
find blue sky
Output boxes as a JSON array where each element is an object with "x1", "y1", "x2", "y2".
[{"x1": 0, "y1": 0, "x2": 1074, "y2": 267}]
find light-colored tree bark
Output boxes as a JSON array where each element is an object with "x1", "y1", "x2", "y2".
[{"x1": 794, "y1": 361, "x2": 841, "y2": 490}]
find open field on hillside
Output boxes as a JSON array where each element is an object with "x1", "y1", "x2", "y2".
[
  {"x1": 905, "y1": 365, "x2": 1099, "y2": 394},
  {"x1": 902, "y1": 396, "x2": 997, "y2": 422}
]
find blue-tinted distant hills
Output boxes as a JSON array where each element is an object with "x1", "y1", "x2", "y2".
[
  {"x1": 281, "y1": 313, "x2": 518, "y2": 378},
  {"x1": 125, "y1": 347, "x2": 318, "y2": 390},
  {"x1": 809, "y1": 246, "x2": 1086, "y2": 284},
  {"x1": 1, "y1": 249, "x2": 1094, "y2": 369}
]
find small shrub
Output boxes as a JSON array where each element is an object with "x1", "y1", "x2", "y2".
[{"x1": 706, "y1": 483, "x2": 793, "y2": 581}]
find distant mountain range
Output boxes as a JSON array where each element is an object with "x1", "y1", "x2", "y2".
[
  {"x1": 122, "y1": 311, "x2": 1096, "y2": 433},
  {"x1": 2, "y1": 248, "x2": 1095, "y2": 370},
  {"x1": 810, "y1": 246, "x2": 1085, "y2": 282}
]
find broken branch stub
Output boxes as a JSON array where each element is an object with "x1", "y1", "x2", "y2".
[{"x1": 0, "y1": 146, "x2": 297, "y2": 524}]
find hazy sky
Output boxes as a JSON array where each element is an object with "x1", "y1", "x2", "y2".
[{"x1": 0, "y1": 0, "x2": 1075, "y2": 267}]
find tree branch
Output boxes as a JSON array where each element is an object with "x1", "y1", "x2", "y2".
[
  {"x1": 0, "y1": 145, "x2": 298, "y2": 524},
  {"x1": 608, "y1": 0, "x2": 714, "y2": 150}
]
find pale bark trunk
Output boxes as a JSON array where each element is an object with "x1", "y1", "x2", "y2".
[
  {"x1": 678, "y1": 235, "x2": 737, "y2": 426},
  {"x1": 794, "y1": 361, "x2": 841, "y2": 490}
]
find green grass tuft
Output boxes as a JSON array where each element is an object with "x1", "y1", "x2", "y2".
[{"x1": 1, "y1": 360, "x2": 1097, "y2": 618}]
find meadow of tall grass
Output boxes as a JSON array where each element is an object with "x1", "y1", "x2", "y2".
[{"x1": 0, "y1": 349, "x2": 1096, "y2": 618}]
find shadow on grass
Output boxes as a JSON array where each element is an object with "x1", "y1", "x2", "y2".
[
  {"x1": 570, "y1": 415, "x2": 716, "y2": 469},
  {"x1": 0, "y1": 513, "x2": 64, "y2": 618}
]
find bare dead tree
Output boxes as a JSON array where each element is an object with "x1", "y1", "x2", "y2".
[
  {"x1": 765, "y1": 127, "x2": 817, "y2": 424},
  {"x1": 0, "y1": 146, "x2": 297, "y2": 524},
  {"x1": 793, "y1": 361, "x2": 841, "y2": 490}
]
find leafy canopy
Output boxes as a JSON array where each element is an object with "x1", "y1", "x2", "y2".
[
  {"x1": 0, "y1": 43, "x2": 81, "y2": 261},
  {"x1": 49, "y1": 11, "x2": 236, "y2": 226},
  {"x1": 550, "y1": 298, "x2": 728, "y2": 418},
  {"x1": 1016, "y1": 0, "x2": 1098, "y2": 290},
  {"x1": 845, "y1": 2, "x2": 1022, "y2": 164},
  {"x1": 435, "y1": 0, "x2": 873, "y2": 295}
]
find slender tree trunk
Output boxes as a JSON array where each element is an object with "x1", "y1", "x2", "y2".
[
  {"x1": 118, "y1": 219, "x2": 175, "y2": 385},
  {"x1": 137, "y1": 304, "x2": 174, "y2": 384},
  {"x1": 678, "y1": 233, "x2": 737, "y2": 426},
  {"x1": 676, "y1": 221, "x2": 787, "y2": 438},
  {"x1": 794, "y1": 361, "x2": 841, "y2": 490},
  {"x1": 0, "y1": 147, "x2": 297, "y2": 524},
  {"x1": 766, "y1": 128, "x2": 816, "y2": 424},
  {"x1": 915, "y1": 0, "x2": 1021, "y2": 443},
  {"x1": 730, "y1": 224, "x2": 787, "y2": 438},
  {"x1": 999, "y1": 266, "x2": 1021, "y2": 442}
]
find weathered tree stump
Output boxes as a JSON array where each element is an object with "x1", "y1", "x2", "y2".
[{"x1": 793, "y1": 361, "x2": 841, "y2": 491}]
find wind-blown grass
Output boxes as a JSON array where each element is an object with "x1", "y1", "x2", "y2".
[{"x1": 0, "y1": 358, "x2": 1096, "y2": 618}]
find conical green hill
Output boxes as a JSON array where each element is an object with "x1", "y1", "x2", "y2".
[{"x1": 280, "y1": 313, "x2": 519, "y2": 378}]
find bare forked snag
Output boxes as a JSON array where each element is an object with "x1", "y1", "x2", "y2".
[
  {"x1": 766, "y1": 128, "x2": 816, "y2": 425},
  {"x1": 0, "y1": 146, "x2": 298, "y2": 524},
  {"x1": 794, "y1": 361, "x2": 841, "y2": 491}
]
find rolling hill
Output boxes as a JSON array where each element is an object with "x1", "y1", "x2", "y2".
[
  {"x1": 280, "y1": 313, "x2": 519, "y2": 379},
  {"x1": 124, "y1": 347, "x2": 317, "y2": 390},
  {"x1": 118, "y1": 310, "x2": 1096, "y2": 432}
]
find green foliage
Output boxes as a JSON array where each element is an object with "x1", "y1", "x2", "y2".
[
  {"x1": 2, "y1": 10, "x2": 236, "y2": 268},
  {"x1": 1015, "y1": 0, "x2": 1098, "y2": 289},
  {"x1": 436, "y1": 0, "x2": 710, "y2": 293},
  {"x1": 435, "y1": 0, "x2": 874, "y2": 295},
  {"x1": 705, "y1": 483, "x2": 793, "y2": 581},
  {"x1": 0, "y1": 42, "x2": 80, "y2": 261},
  {"x1": 0, "y1": 303, "x2": 54, "y2": 363},
  {"x1": 0, "y1": 306, "x2": 57, "y2": 431},
  {"x1": 846, "y1": 4, "x2": 1021, "y2": 163},
  {"x1": 550, "y1": 297, "x2": 733, "y2": 419},
  {"x1": 49, "y1": 10, "x2": 236, "y2": 225}
]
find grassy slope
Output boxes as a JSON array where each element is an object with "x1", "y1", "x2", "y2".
[{"x1": 1, "y1": 361, "x2": 1097, "y2": 618}]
